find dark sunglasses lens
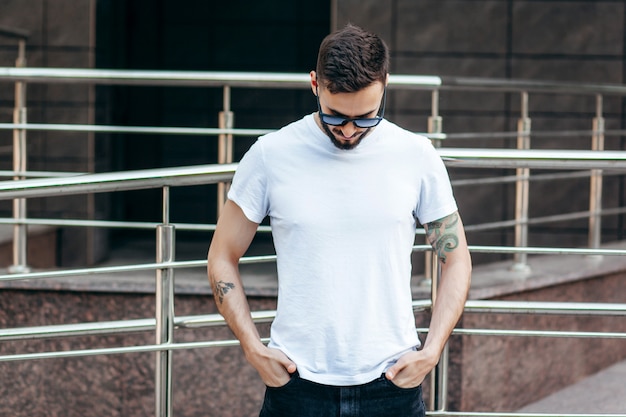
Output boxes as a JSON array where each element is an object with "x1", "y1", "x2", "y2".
[
  {"x1": 321, "y1": 115, "x2": 348, "y2": 126},
  {"x1": 354, "y1": 118, "x2": 382, "y2": 128}
]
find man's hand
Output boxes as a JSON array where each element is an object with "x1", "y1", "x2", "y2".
[
  {"x1": 384, "y1": 348, "x2": 439, "y2": 388},
  {"x1": 245, "y1": 344, "x2": 297, "y2": 387}
]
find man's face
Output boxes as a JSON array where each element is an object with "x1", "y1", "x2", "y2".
[{"x1": 315, "y1": 81, "x2": 386, "y2": 150}]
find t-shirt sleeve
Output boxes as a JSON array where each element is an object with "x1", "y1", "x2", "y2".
[
  {"x1": 415, "y1": 145, "x2": 458, "y2": 225},
  {"x1": 227, "y1": 140, "x2": 269, "y2": 224}
]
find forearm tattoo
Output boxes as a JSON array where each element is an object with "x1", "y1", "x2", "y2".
[
  {"x1": 425, "y1": 212, "x2": 460, "y2": 264},
  {"x1": 212, "y1": 280, "x2": 235, "y2": 304}
]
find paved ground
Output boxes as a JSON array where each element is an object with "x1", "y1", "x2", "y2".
[{"x1": 517, "y1": 359, "x2": 626, "y2": 414}]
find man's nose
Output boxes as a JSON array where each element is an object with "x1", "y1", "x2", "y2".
[{"x1": 338, "y1": 121, "x2": 358, "y2": 137}]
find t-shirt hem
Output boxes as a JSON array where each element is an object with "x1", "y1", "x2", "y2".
[{"x1": 297, "y1": 365, "x2": 389, "y2": 387}]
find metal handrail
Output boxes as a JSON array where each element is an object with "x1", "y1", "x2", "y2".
[
  {"x1": 2, "y1": 298, "x2": 625, "y2": 343},
  {"x1": 3, "y1": 67, "x2": 626, "y2": 96},
  {"x1": 4, "y1": 122, "x2": 626, "y2": 143},
  {"x1": 0, "y1": 150, "x2": 624, "y2": 202}
]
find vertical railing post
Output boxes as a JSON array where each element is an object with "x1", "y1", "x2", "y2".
[
  {"x1": 425, "y1": 90, "x2": 443, "y2": 286},
  {"x1": 426, "y1": 89, "x2": 447, "y2": 411},
  {"x1": 512, "y1": 92, "x2": 531, "y2": 272},
  {"x1": 217, "y1": 85, "x2": 234, "y2": 217},
  {"x1": 589, "y1": 94, "x2": 604, "y2": 249},
  {"x1": 155, "y1": 186, "x2": 175, "y2": 417},
  {"x1": 9, "y1": 36, "x2": 30, "y2": 274},
  {"x1": 428, "y1": 261, "x2": 449, "y2": 412}
]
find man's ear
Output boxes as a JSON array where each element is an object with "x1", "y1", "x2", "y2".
[{"x1": 310, "y1": 70, "x2": 318, "y2": 96}]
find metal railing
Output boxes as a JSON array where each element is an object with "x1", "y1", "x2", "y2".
[
  {"x1": 2, "y1": 67, "x2": 626, "y2": 274},
  {"x1": 0, "y1": 155, "x2": 624, "y2": 417},
  {"x1": 0, "y1": 67, "x2": 626, "y2": 416}
]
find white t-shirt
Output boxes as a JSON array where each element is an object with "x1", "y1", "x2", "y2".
[{"x1": 228, "y1": 113, "x2": 457, "y2": 386}]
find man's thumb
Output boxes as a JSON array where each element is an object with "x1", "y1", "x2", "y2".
[{"x1": 284, "y1": 359, "x2": 297, "y2": 374}]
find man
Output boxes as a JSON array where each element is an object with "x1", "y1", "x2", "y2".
[{"x1": 208, "y1": 24, "x2": 471, "y2": 417}]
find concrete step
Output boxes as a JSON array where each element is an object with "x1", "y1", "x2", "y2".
[{"x1": 518, "y1": 359, "x2": 626, "y2": 414}]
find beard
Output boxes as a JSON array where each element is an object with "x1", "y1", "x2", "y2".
[{"x1": 321, "y1": 122, "x2": 372, "y2": 150}]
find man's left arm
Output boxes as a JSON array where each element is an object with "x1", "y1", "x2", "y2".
[{"x1": 385, "y1": 211, "x2": 472, "y2": 387}]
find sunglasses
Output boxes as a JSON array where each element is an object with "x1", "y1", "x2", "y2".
[{"x1": 316, "y1": 87, "x2": 387, "y2": 129}]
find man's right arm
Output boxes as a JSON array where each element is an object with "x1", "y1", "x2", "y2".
[{"x1": 207, "y1": 199, "x2": 296, "y2": 386}]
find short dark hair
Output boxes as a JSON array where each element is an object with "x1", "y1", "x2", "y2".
[{"x1": 315, "y1": 24, "x2": 389, "y2": 93}]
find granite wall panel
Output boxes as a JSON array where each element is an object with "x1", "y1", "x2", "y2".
[
  {"x1": 335, "y1": 0, "x2": 393, "y2": 45},
  {"x1": 45, "y1": 0, "x2": 93, "y2": 48},
  {"x1": 396, "y1": 0, "x2": 508, "y2": 54},
  {"x1": 511, "y1": 1, "x2": 624, "y2": 56},
  {"x1": 0, "y1": 0, "x2": 45, "y2": 46},
  {"x1": 510, "y1": 58, "x2": 623, "y2": 83}
]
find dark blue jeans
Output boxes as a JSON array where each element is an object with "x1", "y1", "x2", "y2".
[{"x1": 259, "y1": 372, "x2": 425, "y2": 417}]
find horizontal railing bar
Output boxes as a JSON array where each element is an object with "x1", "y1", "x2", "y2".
[
  {"x1": 0, "y1": 163, "x2": 237, "y2": 200},
  {"x1": 527, "y1": 209, "x2": 604, "y2": 226},
  {"x1": 0, "y1": 170, "x2": 85, "y2": 178},
  {"x1": 438, "y1": 74, "x2": 626, "y2": 95},
  {"x1": 0, "y1": 261, "x2": 172, "y2": 282},
  {"x1": 443, "y1": 129, "x2": 626, "y2": 140},
  {"x1": 4, "y1": 123, "x2": 626, "y2": 144},
  {"x1": 440, "y1": 148, "x2": 626, "y2": 170},
  {"x1": 0, "y1": 217, "x2": 209, "y2": 231},
  {"x1": 467, "y1": 245, "x2": 626, "y2": 256},
  {"x1": 463, "y1": 208, "x2": 626, "y2": 233},
  {"x1": 450, "y1": 328, "x2": 626, "y2": 338},
  {"x1": 0, "y1": 217, "x2": 272, "y2": 233},
  {"x1": 0, "y1": 68, "x2": 314, "y2": 88},
  {"x1": 0, "y1": 338, "x2": 253, "y2": 362},
  {"x1": 0, "y1": 150, "x2": 624, "y2": 201},
  {"x1": 0, "y1": 318, "x2": 155, "y2": 341},
  {"x1": 459, "y1": 207, "x2": 626, "y2": 233},
  {"x1": 463, "y1": 219, "x2": 519, "y2": 232},
  {"x1": 417, "y1": 327, "x2": 626, "y2": 338},
  {"x1": 175, "y1": 310, "x2": 275, "y2": 329},
  {"x1": 0, "y1": 255, "x2": 277, "y2": 283},
  {"x1": 464, "y1": 300, "x2": 626, "y2": 315},
  {"x1": 4, "y1": 68, "x2": 626, "y2": 96},
  {"x1": 451, "y1": 170, "x2": 626, "y2": 187},
  {"x1": 0, "y1": 123, "x2": 273, "y2": 137},
  {"x1": 1, "y1": 245, "x2": 624, "y2": 283}
]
